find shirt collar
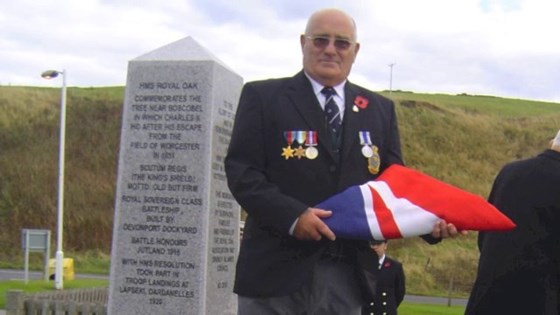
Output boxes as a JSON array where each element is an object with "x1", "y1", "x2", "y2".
[
  {"x1": 304, "y1": 72, "x2": 346, "y2": 100},
  {"x1": 378, "y1": 254, "x2": 386, "y2": 266}
]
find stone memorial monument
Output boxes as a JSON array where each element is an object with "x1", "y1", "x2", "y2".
[{"x1": 108, "y1": 37, "x2": 242, "y2": 315}]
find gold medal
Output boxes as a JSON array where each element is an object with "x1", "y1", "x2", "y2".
[
  {"x1": 367, "y1": 146, "x2": 380, "y2": 174},
  {"x1": 282, "y1": 131, "x2": 296, "y2": 160},
  {"x1": 281, "y1": 146, "x2": 294, "y2": 160},
  {"x1": 293, "y1": 146, "x2": 306, "y2": 159},
  {"x1": 305, "y1": 146, "x2": 318, "y2": 159}
]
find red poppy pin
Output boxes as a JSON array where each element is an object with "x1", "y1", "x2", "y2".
[
  {"x1": 384, "y1": 262, "x2": 391, "y2": 268},
  {"x1": 352, "y1": 96, "x2": 369, "y2": 112}
]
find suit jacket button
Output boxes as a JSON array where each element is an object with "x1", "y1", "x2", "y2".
[{"x1": 329, "y1": 165, "x2": 337, "y2": 172}]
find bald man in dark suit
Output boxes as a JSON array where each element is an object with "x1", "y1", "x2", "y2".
[{"x1": 225, "y1": 8, "x2": 459, "y2": 315}]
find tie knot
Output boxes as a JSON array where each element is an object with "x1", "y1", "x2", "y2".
[{"x1": 321, "y1": 87, "x2": 336, "y2": 98}]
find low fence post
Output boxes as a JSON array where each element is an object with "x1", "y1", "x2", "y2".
[
  {"x1": 5, "y1": 290, "x2": 24, "y2": 315},
  {"x1": 6, "y1": 287, "x2": 108, "y2": 315},
  {"x1": 447, "y1": 274, "x2": 454, "y2": 307}
]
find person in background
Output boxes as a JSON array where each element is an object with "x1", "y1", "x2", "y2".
[
  {"x1": 225, "y1": 8, "x2": 460, "y2": 315},
  {"x1": 465, "y1": 130, "x2": 560, "y2": 314},
  {"x1": 362, "y1": 240, "x2": 405, "y2": 315}
]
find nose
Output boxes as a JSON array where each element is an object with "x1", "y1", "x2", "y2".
[{"x1": 323, "y1": 40, "x2": 338, "y2": 54}]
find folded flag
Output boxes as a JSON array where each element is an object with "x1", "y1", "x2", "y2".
[{"x1": 318, "y1": 164, "x2": 515, "y2": 240}]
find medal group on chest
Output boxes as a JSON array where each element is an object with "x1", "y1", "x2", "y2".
[
  {"x1": 282, "y1": 130, "x2": 318, "y2": 160},
  {"x1": 281, "y1": 130, "x2": 380, "y2": 174}
]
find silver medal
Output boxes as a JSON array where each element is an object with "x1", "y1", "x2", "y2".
[
  {"x1": 361, "y1": 145, "x2": 373, "y2": 158},
  {"x1": 305, "y1": 146, "x2": 318, "y2": 159}
]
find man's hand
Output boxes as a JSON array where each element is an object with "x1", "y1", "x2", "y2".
[
  {"x1": 293, "y1": 207, "x2": 336, "y2": 241},
  {"x1": 431, "y1": 220, "x2": 468, "y2": 239}
]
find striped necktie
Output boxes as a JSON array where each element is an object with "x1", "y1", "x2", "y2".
[{"x1": 321, "y1": 87, "x2": 342, "y2": 138}]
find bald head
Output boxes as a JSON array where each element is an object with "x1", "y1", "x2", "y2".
[
  {"x1": 305, "y1": 9, "x2": 357, "y2": 41},
  {"x1": 301, "y1": 8, "x2": 360, "y2": 86}
]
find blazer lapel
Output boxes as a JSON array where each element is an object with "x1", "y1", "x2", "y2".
[
  {"x1": 287, "y1": 72, "x2": 337, "y2": 161},
  {"x1": 341, "y1": 83, "x2": 362, "y2": 162}
]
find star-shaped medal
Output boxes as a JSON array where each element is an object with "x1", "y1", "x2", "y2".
[
  {"x1": 293, "y1": 146, "x2": 306, "y2": 159},
  {"x1": 281, "y1": 146, "x2": 295, "y2": 160}
]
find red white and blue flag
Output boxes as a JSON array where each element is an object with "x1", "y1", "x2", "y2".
[{"x1": 318, "y1": 164, "x2": 515, "y2": 240}]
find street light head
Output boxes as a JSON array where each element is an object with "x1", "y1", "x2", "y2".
[{"x1": 41, "y1": 70, "x2": 61, "y2": 79}]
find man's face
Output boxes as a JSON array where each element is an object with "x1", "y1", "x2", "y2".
[
  {"x1": 370, "y1": 242, "x2": 387, "y2": 256},
  {"x1": 301, "y1": 11, "x2": 360, "y2": 87}
]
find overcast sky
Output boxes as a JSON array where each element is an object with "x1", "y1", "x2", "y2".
[{"x1": 2, "y1": 0, "x2": 559, "y2": 102}]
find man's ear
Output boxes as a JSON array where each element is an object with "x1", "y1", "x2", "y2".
[
  {"x1": 300, "y1": 34, "x2": 306, "y2": 52},
  {"x1": 352, "y1": 42, "x2": 360, "y2": 63}
]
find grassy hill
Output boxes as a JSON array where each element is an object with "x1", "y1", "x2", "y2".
[
  {"x1": 1, "y1": 85, "x2": 559, "y2": 296},
  {"x1": 0, "y1": 86, "x2": 122, "y2": 254},
  {"x1": 379, "y1": 90, "x2": 560, "y2": 296}
]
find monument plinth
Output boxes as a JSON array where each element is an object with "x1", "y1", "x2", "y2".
[{"x1": 108, "y1": 37, "x2": 242, "y2": 315}]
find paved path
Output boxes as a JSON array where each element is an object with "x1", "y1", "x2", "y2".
[{"x1": 0, "y1": 268, "x2": 106, "y2": 281}]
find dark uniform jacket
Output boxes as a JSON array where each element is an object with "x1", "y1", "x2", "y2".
[
  {"x1": 465, "y1": 149, "x2": 560, "y2": 315},
  {"x1": 362, "y1": 256, "x2": 405, "y2": 315},
  {"x1": 225, "y1": 71, "x2": 404, "y2": 298}
]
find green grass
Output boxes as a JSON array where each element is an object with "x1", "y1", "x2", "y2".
[
  {"x1": 381, "y1": 90, "x2": 560, "y2": 117},
  {"x1": 0, "y1": 278, "x2": 108, "y2": 309},
  {"x1": 0, "y1": 250, "x2": 111, "y2": 275},
  {"x1": 399, "y1": 301, "x2": 466, "y2": 315}
]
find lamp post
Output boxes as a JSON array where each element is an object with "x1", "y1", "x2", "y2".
[
  {"x1": 388, "y1": 63, "x2": 396, "y2": 94},
  {"x1": 41, "y1": 69, "x2": 67, "y2": 290}
]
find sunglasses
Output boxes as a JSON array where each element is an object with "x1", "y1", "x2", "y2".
[{"x1": 306, "y1": 35, "x2": 355, "y2": 51}]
